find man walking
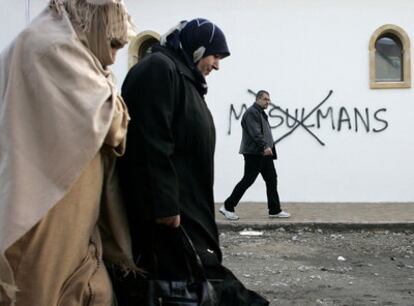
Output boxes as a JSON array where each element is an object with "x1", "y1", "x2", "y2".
[{"x1": 220, "y1": 90, "x2": 290, "y2": 220}]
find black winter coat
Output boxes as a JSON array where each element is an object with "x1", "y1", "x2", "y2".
[
  {"x1": 117, "y1": 46, "x2": 269, "y2": 306},
  {"x1": 119, "y1": 46, "x2": 221, "y2": 274}
]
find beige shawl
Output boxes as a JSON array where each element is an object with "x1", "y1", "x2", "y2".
[{"x1": 0, "y1": 1, "x2": 133, "y2": 303}]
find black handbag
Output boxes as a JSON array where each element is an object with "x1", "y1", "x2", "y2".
[{"x1": 131, "y1": 226, "x2": 218, "y2": 306}]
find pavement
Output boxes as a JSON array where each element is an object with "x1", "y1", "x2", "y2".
[{"x1": 215, "y1": 202, "x2": 414, "y2": 231}]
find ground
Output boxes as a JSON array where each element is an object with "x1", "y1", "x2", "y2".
[{"x1": 219, "y1": 227, "x2": 414, "y2": 306}]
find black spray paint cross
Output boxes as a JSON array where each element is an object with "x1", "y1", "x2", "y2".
[{"x1": 248, "y1": 89, "x2": 334, "y2": 146}]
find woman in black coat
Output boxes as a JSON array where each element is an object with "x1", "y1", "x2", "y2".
[{"x1": 117, "y1": 18, "x2": 269, "y2": 306}]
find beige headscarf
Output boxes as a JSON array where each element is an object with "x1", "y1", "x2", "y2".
[
  {"x1": 50, "y1": 0, "x2": 132, "y2": 66},
  {"x1": 0, "y1": 1, "x2": 132, "y2": 304}
]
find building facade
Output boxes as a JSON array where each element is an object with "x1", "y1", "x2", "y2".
[{"x1": 1, "y1": 0, "x2": 414, "y2": 203}]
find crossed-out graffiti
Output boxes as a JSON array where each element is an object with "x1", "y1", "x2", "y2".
[{"x1": 228, "y1": 90, "x2": 388, "y2": 146}]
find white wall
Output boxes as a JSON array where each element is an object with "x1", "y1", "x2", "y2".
[
  {"x1": 0, "y1": 0, "x2": 27, "y2": 45},
  {"x1": 1, "y1": 0, "x2": 414, "y2": 203}
]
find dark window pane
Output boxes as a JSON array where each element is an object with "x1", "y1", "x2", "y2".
[
  {"x1": 138, "y1": 37, "x2": 159, "y2": 60},
  {"x1": 375, "y1": 34, "x2": 403, "y2": 82}
]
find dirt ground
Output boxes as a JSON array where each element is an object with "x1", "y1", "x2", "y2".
[{"x1": 219, "y1": 227, "x2": 414, "y2": 306}]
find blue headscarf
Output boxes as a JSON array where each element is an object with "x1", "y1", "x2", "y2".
[{"x1": 160, "y1": 18, "x2": 230, "y2": 95}]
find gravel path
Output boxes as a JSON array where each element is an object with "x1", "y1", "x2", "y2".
[{"x1": 220, "y1": 228, "x2": 414, "y2": 306}]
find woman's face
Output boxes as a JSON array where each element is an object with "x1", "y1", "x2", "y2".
[
  {"x1": 110, "y1": 39, "x2": 126, "y2": 63},
  {"x1": 196, "y1": 55, "x2": 221, "y2": 76},
  {"x1": 111, "y1": 48, "x2": 119, "y2": 62}
]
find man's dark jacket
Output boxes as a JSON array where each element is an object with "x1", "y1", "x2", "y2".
[{"x1": 239, "y1": 103, "x2": 276, "y2": 157}]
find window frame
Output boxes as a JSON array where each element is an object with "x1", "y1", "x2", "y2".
[
  {"x1": 128, "y1": 30, "x2": 160, "y2": 69},
  {"x1": 369, "y1": 24, "x2": 411, "y2": 89}
]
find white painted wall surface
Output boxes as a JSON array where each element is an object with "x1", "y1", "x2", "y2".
[{"x1": 1, "y1": 0, "x2": 414, "y2": 203}]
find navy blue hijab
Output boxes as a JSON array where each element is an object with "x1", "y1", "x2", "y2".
[{"x1": 160, "y1": 18, "x2": 230, "y2": 95}]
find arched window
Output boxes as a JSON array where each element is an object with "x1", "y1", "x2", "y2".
[
  {"x1": 128, "y1": 31, "x2": 160, "y2": 69},
  {"x1": 369, "y1": 25, "x2": 411, "y2": 89},
  {"x1": 138, "y1": 36, "x2": 159, "y2": 60},
  {"x1": 375, "y1": 34, "x2": 403, "y2": 82}
]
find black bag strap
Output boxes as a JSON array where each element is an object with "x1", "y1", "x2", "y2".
[
  {"x1": 180, "y1": 226, "x2": 218, "y2": 306},
  {"x1": 149, "y1": 225, "x2": 208, "y2": 284},
  {"x1": 179, "y1": 226, "x2": 209, "y2": 284}
]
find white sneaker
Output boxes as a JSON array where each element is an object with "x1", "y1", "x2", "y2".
[
  {"x1": 269, "y1": 211, "x2": 291, "y2": 218},
  {"x1": 219, "y1": 205, "x2": 239, "y2": 220}
]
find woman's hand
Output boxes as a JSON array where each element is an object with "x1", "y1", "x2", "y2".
[{"x1": 155, "y1": 215, "x2": 181, "y2": 228}]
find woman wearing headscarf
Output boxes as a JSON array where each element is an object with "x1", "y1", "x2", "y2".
[
  {"x1": 118, "y1": 19, "x2": 269, "y2": 305},
  {"x1": 0, "y1": 1, "x2": 135, "y2": 305}
]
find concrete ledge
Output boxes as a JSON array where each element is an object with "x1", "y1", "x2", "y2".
[
  {"x1": 215, "y1": 202, "x2": 414, "y2": 231},
  {"x1": 217, "y1": 221, "x2": 414, "y2": 232}
]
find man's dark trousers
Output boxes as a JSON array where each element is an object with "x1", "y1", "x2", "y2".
[{"x1": 224, "y1": 154, "x2": 281, "y2": 215}]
